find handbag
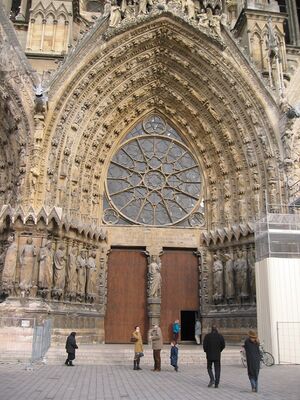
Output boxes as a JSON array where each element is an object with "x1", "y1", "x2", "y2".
[
  {"x1": 130, "y1": 336, "x2": 138, "y2": 343},
  {"x1": 137, "y1": 352, "x2": 144, "y2": 357}
]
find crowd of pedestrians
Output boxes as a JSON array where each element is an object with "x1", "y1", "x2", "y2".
[{"x1": 64, "y1": 323, "x2": 262, "y2": 393}]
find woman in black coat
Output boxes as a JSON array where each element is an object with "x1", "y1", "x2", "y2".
[
  {"x1": 65, "y1": 332, "x2": 78, "y2": 366},
  {"x1": 244, "y1": 330, "x2": 261, "y2": 392}
]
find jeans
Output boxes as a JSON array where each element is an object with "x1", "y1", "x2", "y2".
[
  {"x1": 207, "y1": 359, "x2": 221, "y2": 385},
  {"x1": 249, "y1": 377, "x2": 258, "y2": 390}
]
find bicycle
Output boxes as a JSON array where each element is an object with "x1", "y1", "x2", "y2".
[
  {"x1": 240, "y1": 344, "x2": 275, "y2": 367},
  {"x1": 259, "y1": 344, "x2": 275, "y2": 366}
]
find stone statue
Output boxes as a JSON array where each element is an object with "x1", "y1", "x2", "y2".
[
  {"x1": 66, "y1": 246, "x2": 78, "y2": 301},
  {"x1": 52, "y1": 244, "x2": 66, "y2": 300},
  {"x1": 109, "y1": 0, "x2": 122, "y2": 27},
  {"x1": 38, "y1": 240, "x2": 54, "y2": 297},
  {"x1": 148, "y1": 256, "x2": 161, "y2": 298},
  {"x1": 76, "y1": 249, "x2": 87, "y2": 302},
  {"x1": 86, "y1": 251, "x2": 97, "y2": 303},
  {"x1": 138, "y1": 0, "x2": 152, "y2": 15},
  {"x1": 212, "y1": 254, "x2": 223, "y2": 304},
  {"x1": 34, "y1": 83, "x2": 48, "y2": 114},
  {"x1": 186, "y1": 0, "x2": 196, "y2": 19},
  {"x1": 247, "y1": 247, "x2": 256, "y2": 302},
  {"x1": 103, "y1": 0, "x2": 111, "y2": 16},
  {"x1": 234, "y1": 249, "x2": 249, "y2": 304},
  {"x1": 224, "y1": 253, "x2": 235, "y2": 303},
  {"x1": 19, "y1": 237, "x2": 37, "y2": 294},
  {"x1": 1, "y1": 235, "x2": 18, "y2": 295}
]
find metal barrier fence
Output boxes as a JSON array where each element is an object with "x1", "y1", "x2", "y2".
[
  {"x1": 32, "y1": 319, "x2": 52, "y2": 363},
  {"x1": 0, "y1": 317, "x2": 52, "y2": 365},
  {"x1": 277, "y1": 322, "x2": 300, "y2": 364}
]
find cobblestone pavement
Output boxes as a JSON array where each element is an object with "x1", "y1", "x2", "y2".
[{"x1": 0, "y1": 362, "x2": 299, "y2": 400}]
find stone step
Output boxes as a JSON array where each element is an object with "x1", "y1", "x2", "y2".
[{"x1": 45, "y1": 345, "x2": 242, "y2": 366}]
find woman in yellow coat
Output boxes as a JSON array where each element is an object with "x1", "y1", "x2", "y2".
[{"x1": 132, "y1": 326, "x2": 143, "y2": 370}]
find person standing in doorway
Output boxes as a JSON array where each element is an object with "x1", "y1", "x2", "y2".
[
  {"x1": 149, "y1": 324, "x2": 163, "y2": 371},
  {"x1": 195, "y1": 318, "x2": 202, "y2": 345},
  {"x1": 65, "y1": 332, "x2": 78, "y2": 366},
  {"x1": 132, "y1": 326, "x2": 143, "y2": 371},
  {"x1": 172, "y1": 319, "x2": 180, "y2": 343},
  {"x1": 170, "y1": 341, "x2": 179, "y2": 371},
  {"x1": 203, "y1": 325, "x2": 225, "y2": 388},
  {"x1": 244, "y1": 330, "x2": 261, "y2": 392}
]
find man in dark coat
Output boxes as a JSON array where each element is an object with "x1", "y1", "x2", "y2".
[
  {"x1": 244, "y1": 330, "x2": 261, "y2": 392},
  {"x1": 65, "y1": 332, "x2": 78, "y2": 366},
  {"x1": 203, "y1": 325, "x2": 225, "y2": 388}
]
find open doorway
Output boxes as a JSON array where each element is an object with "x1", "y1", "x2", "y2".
[{"x1": 180, "y1": 310, "x2": 197, "y2": 341}]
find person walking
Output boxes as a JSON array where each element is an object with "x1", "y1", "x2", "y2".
[
  {"x1": 65, "y1": 331, "x2": 78, "y2": 366},
  {"x1": 244, "y1": 330, "x2": 261, "y2": 392},
  {"x1": 195, "y1": 318, "x2": 201, "y2": 345},
  {"x1": 149, "y1": 324, "x2": 163, "y2": 371},
  {"x1": 170, "y1": 341, "x2": 179, "y2": 371},
  {"x1": 203, "y1": 325, "x2": 225, "y2": 388},
  {"x1": 172, "y1": 319, "x2": 180, "y2": 343},
  {"x1": 132, "y1": 326, "x2": 143, "y2": 370}
]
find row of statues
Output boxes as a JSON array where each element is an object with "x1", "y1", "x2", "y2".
[
  {"x1": 212, "y1": 247, "x2": 256, "y2": 305},
  {"x1": 105, "y1": 0, "x2": 224, "y2": 33},
  {"x1": 0, "y1": 235, "x2": 103, "y2": 303}
]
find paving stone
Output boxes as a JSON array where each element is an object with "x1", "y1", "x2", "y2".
[{"x1": 0, "y1": 363, "x2": 299, "y2": 400}]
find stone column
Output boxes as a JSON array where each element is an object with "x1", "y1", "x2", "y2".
[
  {"x1": 286, "y1": 0, "x2": 300, "y2": 46},
  {"x1": 146, "y1": 247, "x2": 162, "y2": 329}
]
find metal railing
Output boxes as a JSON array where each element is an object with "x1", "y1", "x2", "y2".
[{"x1": 277, "y1": 322, "x2": 300, "y2": 364}]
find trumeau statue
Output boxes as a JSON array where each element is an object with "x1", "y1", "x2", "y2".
[
  {"x1": 77, "y1": 248, "x2": 87, "y2": 302},
  {"x1": 52, "y1": 244, "x2": 66, "y2": 300},
  {"x1": 1, "y1": 235, "x2": 18, "y2": 295},
  {"x1": 148, "y1": 255, "x2": 162, "y2": 298},
  {"x1": 212, "y1": 253, "x2": 223, "y2": 304},
  {"x1": 38, "y1": 240, "x2": 54, "y2": 296},
  {"x1": 19, "y1": 237, "x2": 37, "y2": 294}
]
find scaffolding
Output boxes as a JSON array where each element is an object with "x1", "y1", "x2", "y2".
[{"x1": 255, "y1": 205, "x2": 300, "y2": 262}]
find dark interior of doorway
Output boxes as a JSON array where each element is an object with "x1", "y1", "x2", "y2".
[{"x1": 180, "y1": 310, "x2": 197, "y2": 341}]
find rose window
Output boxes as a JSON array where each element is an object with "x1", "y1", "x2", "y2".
[{"x1": 104, "y1": 115, "x2": 203, "y2": 226}]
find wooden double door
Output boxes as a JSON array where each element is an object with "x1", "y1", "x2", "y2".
[{"x1": 105, "y1": 248, "x2": 199, "y2": 343}]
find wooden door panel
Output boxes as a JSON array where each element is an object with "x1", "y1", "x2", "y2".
[
  {"x1": 160, "y1": 250, "x2": 199, "y2": 342},
  {"x1": 105, "y1": 249, "x2": 148, "y2": 343}
]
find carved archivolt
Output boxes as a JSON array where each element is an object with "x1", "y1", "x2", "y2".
[{"x1": 23, "y1": 14, "x2": 283, "y2": 230}]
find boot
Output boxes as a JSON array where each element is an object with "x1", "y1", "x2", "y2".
[
  {"x1": 69, "y1": 361, "x2": 74, "y2": 366},
  {"x1": 136, "y1": 359, "x2": 142, "y2": 370},
  {"x1": 65, "y1": 359, "x2": 69, "y2": 366},
  {"x1": 133, "y1": 360, "x2": 137, "y2": 370}
]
